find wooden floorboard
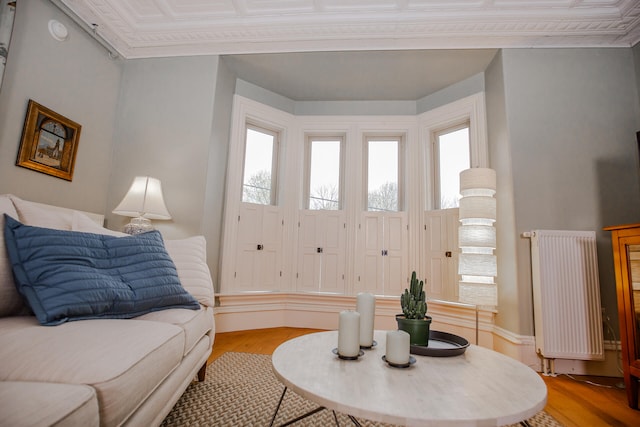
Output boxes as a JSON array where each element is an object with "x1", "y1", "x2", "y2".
[{"x1": 208, "y1": 327, "x2": 640, "y2": 427}]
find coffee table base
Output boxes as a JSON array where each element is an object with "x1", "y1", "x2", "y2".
[
  {"x1": 269, "y1": 385, "x2": 534, "y2": 427},
  {"x1": 269, "y1": 386, "x2": 362, "y2": 427}
]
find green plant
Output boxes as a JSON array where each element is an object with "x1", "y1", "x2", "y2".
[{"x1": 400, "y1": 271, "x2": 427, "y2": 319}]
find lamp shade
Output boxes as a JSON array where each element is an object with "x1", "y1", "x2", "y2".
[
  {"x1": 458, "y1": 167, "x2": 498, "y2": 307},
  {"x1": 459, "y1": 225, "x2": 496, "y2": 249},
  {"x1": 459, "y1": 282, "x2": 498, "y2": 307},
  {"x1": 459, "y1": 253, "x2": 497, "y2": 276},
  {"x1": 459, "y1": 196, "x2": 496, "y2": 222},
  {"x1": 460, "y1": 168, "x2": 496, "y2": 195},
  {"x1": 113, "y1": 176, "x2": 171, "y2": 220}
]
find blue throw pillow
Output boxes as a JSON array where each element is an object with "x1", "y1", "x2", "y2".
[{"x1": 4, "y1": 215, "x2": 199, "y2": 325}]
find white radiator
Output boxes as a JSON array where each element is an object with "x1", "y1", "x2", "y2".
[{"x1": 528, "y1": 230, "x2": 604, "y2": 372}]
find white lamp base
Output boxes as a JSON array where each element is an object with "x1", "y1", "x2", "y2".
[{"x1": 123, "y1": 217, "x2": 154, "y2": 235}]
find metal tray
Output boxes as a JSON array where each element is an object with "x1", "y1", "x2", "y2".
[{"x1": 410, "y1": 330, "x2": 469, "y2": 357}]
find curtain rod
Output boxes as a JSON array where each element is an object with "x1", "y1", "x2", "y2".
[{"x1": 49, "y1": 0, "x2": 119, "y2": 59}]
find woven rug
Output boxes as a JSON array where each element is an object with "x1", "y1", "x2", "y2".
[{"x1": 161, "y1": 352, "x2": 562, "y2": 427}]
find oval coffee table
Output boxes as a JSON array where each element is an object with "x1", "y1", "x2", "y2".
[{"x1": 271, "y1": 330, "x2": 547, "y2": 426}]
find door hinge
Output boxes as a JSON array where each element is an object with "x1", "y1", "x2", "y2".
[{"x1": 280, "y1": 271, "x2": 282, "y2": 277}]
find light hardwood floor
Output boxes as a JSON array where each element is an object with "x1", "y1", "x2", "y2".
[{"x1": 208, "y1": 327, "x2": 640, "y2": 427}]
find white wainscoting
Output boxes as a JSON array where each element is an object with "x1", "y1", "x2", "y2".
[
  {"x1": 215, "y1": 293, "x2": 514, "y2": 358},
  {"x1": 213, "y1": 293, "x2": 622, "y2": 377}
]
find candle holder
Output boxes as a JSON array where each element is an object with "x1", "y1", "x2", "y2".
[
  {"x1": 382, "y1": 355, "x2": 416, "y2": 369},
  {"x1": 360, "y1": 340, "x2": 377, "y2": 350},
  {"x1": 332, "y1": 348, "x2": 364, "y2": 360}
]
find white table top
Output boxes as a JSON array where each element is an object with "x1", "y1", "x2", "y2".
[{"x1": 271, "y1": 330, "x2": 547, "y2": 427}]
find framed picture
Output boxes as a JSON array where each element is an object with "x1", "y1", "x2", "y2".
[{"x1": 16, "y1": 100, "x2": 81, "y2": 181}]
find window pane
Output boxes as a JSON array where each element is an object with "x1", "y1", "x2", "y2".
[
  {"x1": 242, "y1": 127, "x2": 275, "y2": 205},
  {"x1": 438, "y1": 127, "x2": 470, "y2": 209},
  {"x1": 309, "y1": 140, "x2": 341, "y2": 210},
  {"x1": 367, "y1": 140, "x2": 399, "y2": 212}
]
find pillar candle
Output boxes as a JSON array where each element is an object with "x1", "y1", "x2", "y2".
[
  {"x1": 385, "y1": 330, "x2": 410, "y2": 365},
  {"x1": 338, "y1": 310, "x2": 360, "y2": 357},
  {"x1": 356, "y1": 292, "x2": 375, "y2": 347}
]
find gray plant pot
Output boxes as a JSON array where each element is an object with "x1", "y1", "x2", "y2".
[{"x1": 396, "y1": 314, "x2": 432, "y2": 346}]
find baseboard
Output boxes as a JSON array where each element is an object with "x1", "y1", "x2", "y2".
[
  {"x1": 537, "y1": 341, "x2": 623, "y2": 378},
  {"x1": 214, "y1": 293, "x2": 495, "y2": 340},
  {"x1": 214, "y1": 293, "x2": 623, "y2": 377}
]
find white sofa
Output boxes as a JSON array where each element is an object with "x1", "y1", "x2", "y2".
[{"x1": 0, "y1": 194, "x2": 215, "y2": 427}]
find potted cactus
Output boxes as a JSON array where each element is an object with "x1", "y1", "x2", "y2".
[{"x1": 396, "y1": 271, "x2": 432, "y2": 346}]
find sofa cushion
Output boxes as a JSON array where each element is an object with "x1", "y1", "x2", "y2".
[
  {"x1": 0, "y1": 316, "x2": 185, "y2": 426},
  {"x1": 72, "y1": 211, "x2": 126, "y2": 237},
  {"x1": 0, "y1": 195, "x2": 24, "y2": 317},
  {"x1": 4, "y1": 216, "x2": 200, "y2": 325},
  {"x1": 9, "y1": 194, "x2": 74, "y2": 230},
  {"x1": 164, "y1": 236, "x2": 215, "y2": 307},
  {"x1": 135, "y1": 305, "x2": 214, "y2": 356},
  {"x1": 0, "y1": 381, "x2": 99, "y2": 427}
]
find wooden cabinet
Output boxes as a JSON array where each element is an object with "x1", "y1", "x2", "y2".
[{"x1": 605, "y1": 223, "x2": 640, "y2": 409}]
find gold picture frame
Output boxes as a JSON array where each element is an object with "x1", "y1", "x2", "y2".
[{"x1": 16, "y1": 100, "x2": 81, "y2": 181}]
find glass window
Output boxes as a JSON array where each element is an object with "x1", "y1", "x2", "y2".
[
  {"x1": 242, "y1": 125, "x2": 278, "y2": 205},
  {"x1": 307, "y1": 137, "x2": 343, "y2": 210},
  {"x1": 436, "y1": 125, "x2": 470, "y2": 209},
  {"x1": 366, "y1": 137, "x2": 402, "y2": 212}
]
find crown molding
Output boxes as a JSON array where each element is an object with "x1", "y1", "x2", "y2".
[{"x1": 60, "y1": 0, "x2": 640, "y2": 59}]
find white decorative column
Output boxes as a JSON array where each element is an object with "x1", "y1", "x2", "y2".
[{"x1": 458, "y1": 168, "x2": 497, "y2": 307}]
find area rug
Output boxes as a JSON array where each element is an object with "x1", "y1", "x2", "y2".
[{"x1": 161, "y1": 352, "x2": 562, "y2": 427}]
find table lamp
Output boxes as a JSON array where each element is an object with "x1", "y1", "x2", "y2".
[{"x1": 113, "y1": 176, "x2": 171, "y2": 234}]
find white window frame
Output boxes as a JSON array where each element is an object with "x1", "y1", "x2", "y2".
[
  {"x1": 242, "y1": 122, "x2": 281, "y2": 206},
  {"x1": 432, "y1": 121, "x2": 471, "y2": 210},
  {"x1": 420, "y1": 93, "x2": 489, "y2": 211},
  {"x1": 304, "y1": 134, "x2": 346, "y2": 210},
  {"x1": 222, "y1": 94, "x2": 488, "y2": 295},
  {"x1": 363, "y1": 133, "x2": 406, "y2": 212}
]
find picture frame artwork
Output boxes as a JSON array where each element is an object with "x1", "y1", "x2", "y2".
[{"x1": 16, "y1": 100, "x2": 81, "y2": 181}]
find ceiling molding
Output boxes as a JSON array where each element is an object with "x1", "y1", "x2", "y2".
[{"x1": 60, "y1": 0, "x2": 640, "y2": 59}]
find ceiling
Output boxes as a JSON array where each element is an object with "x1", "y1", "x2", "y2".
[
  {"x1": 223, "y1": 49, "x2": 498, "y2": 101},
  {"x1": 56, "y1": 0, "x2": 640, "y2": 101}
]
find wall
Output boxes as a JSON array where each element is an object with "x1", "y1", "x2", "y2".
[
  {"x1": 0, "y1": 0, "x2": 121, "y2": 212},
  {"x1": 3, "y1": 1, "x2": 640, "y2": 345},
  {"x1": 105, "y1": 56, "x2": 220, "y2": 240},
  {"x1": 234, "y1": 78, "x2": 295, "y2": 114},
  {"x1": 202, "y1": 60, "x2": 236, "y2": 291},
  {"x1": 0, "y1": 0, "x2": 238, "y2": 292},
  {"x1": 417, "y1": 72, "x2": 485, "y2": 113},
  {"x1": 487, "y1": 48, "x2": 640, "y2": 337},
  {"x1": 484, "y1": 51, "x2": 526, "y2": 335},
  {"x1": 634, "y1": 44, "x2": 640, "y2": 110},
  {"x1": 233, "y1": 48, "x2": 640, "y2": 342}
]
